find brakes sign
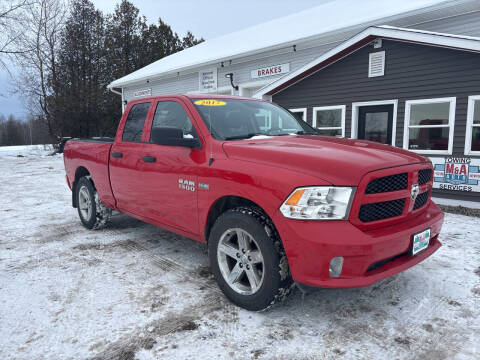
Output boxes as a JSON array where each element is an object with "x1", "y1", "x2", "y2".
[{"x1": 194, "y1": 100, "x2": 226, "y2": 106}]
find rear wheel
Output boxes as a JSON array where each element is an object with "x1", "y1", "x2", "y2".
[
  {"x1": 76, "y1": 176, "x2": 111, "y2": 230},
  {"x1": 208, "y1": 207, "x2": 293, "y2": 311}
]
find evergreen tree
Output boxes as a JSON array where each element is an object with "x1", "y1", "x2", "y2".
[{"x1": 54, "y1": 0, "x2": 106, "y2": 137}]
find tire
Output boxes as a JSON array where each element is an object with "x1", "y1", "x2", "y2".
[
  {"x1": 76, "y1": 176, "x2": 112, "y2": 230},
  {"x1": 208, "y1": 207, "x2": 293, "y2": 311}
]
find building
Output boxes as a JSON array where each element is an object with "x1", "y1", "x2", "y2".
[{"x1": 108, "y1": 0, "x2": 480, "y2": 201}]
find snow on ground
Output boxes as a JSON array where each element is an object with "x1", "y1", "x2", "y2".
[{"x1": 0, "y1": 145, "x2": 479, "y2": 360}]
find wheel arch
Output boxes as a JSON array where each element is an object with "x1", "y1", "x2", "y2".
[
  {"x1": 72, "y1": 166, "x2": 91, "y2": 208},
  {"x1": 204, "y1": 195, "x2": 277, "y2": 244}
]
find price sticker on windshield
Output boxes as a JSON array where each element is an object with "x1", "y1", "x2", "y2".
[{"x1": 194, "y1": 99, "x2": 226, "y2": 106}]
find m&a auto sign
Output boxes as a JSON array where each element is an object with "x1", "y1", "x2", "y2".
[{"x1": 432, "y1": 157, "x2": 480, "y2": 192}]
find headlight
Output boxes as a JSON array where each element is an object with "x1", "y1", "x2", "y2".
[{"x1": 279, "y1": 186, "x2": 355, "y2": 220}]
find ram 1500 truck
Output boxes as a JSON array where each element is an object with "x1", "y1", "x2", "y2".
[{"x1": 64, "y1": 95, "x2": 444, "y2": 311}]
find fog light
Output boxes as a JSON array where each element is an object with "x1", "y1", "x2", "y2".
[{"x1": 329, "y1": 257, "x2": 344, "y2": 278}]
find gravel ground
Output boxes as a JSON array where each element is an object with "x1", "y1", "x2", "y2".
[{"x1": 0, "y1": 145, "x2": 479, "y2": 360}]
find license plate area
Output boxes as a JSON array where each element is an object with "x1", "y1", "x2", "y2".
[{"x1": 411, "y1": 228, "x2": 431, "y2": 255}]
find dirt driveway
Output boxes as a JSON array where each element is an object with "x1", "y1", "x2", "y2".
[{"x1": 1, "y1": 147, "x2": 479, "y2": 359}]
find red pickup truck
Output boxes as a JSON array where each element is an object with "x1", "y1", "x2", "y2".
[{"x1": 64, "y1": 95, "x2": 444, "y2": 311}]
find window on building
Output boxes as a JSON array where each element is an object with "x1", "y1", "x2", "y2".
[
  {"x1": 289, "y1": 108, "x2": 307, "y2": 122},
  {"x1": 122, "y1": 102, "x2": 150, "y2": 142},
  {"x1": 403, "y1": 97, "x2": 455, "y2": 155},
  {"x1": 312, "y1": 105, "x2": 345, "y2": 137},
  {"x1": 465, "y1": 95, "x2": 480, "y2": 155},
  {"x1": 151, "y1": 101, "x2": 198, "y2": 139}
]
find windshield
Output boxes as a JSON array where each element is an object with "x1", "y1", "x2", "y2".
[{"x1": 191, "y1": 98, "x2": 318, "y2": 140}]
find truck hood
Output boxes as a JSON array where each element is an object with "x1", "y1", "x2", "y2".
[{"x1": 222, "y1": 135, "x2": 428, "y2": 185}]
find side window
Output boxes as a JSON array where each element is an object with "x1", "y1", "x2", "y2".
[
  {"x1": 151, "y1": 101, "x2": 198, "y2": 139},
  {"x1": 122, "y1": 102, "x2": 150, "y2": 142}
]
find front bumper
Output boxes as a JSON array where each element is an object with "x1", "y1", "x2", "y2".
[{"x1": 273, "y1": 200, "x2": 444, "y2": 288}]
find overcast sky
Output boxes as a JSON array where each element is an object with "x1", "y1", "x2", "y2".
[{"x1": 0, "y1": 0, "x2": 328, "y2": 118}]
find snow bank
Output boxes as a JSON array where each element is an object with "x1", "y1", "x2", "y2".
[{"x1": 0, "y1": 144, "x2": 54, "y2": 157}]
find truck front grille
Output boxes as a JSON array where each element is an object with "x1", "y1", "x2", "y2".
[
  {"x1": 359, "y1": 198, "x2": 406, "y2": 222},
  {"x1": 418, "y1": 169, "x2": 432, "y2": 185},
  {"x1": 414, "y1": 190, "x2": 430, "y2": 210},
  {"x1": 365, "y1": 173, "x2": 408, "y2": 194},
  {"x1": 352, "y1": 164, "x2": 433, "y2": 226}
]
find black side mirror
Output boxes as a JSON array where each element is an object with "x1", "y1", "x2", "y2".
[{"x1": 150, "y1": 126, "x2": 201, "y2": 149}]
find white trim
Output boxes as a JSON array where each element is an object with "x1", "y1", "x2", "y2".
[
  {"x1": 351, "y1": 100, "x2": 398, "y2": 146},
  {"x1": 402, "y1": 97, "x2": 456, "y2": 155},
  {"x1": 465, "y1": 95, "x2": 480, "y2": 155},
  {"x1": 289, "y1": 108, "x2": 307, "y2": 122},
  {"x1": 312, "y1": 105, "x2": 346, "y2": 137},
  {"x1": 121, "y1": 88, "x2": 125, "y2": 113},
  {"x1": 254, "y1": 25, "x2": 480, "y2": 98}
]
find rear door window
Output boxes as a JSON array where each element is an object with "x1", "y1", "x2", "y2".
[{"x1": 122, "y1": 102, "x2": 150, "y2": 142}]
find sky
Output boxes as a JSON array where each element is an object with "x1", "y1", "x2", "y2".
[{"x1": 0, "y1": 0, "x2": 327, "y2": 119}]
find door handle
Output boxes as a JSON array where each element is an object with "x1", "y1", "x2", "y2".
[
  {"x1": 141, "y1": 155, "x2": 156, "y2": 163},
  {"x1": 111, "y1": 152, "x2": 123, "y2": 158}
]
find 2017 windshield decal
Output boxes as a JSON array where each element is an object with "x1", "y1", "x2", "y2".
[{"x1": 194, "y1": 100, "x2": 226, "y2": 106}]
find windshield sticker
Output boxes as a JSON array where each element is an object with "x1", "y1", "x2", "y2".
[{"x1": 194, "y1": 99, "x2": 226, "y2": 106}]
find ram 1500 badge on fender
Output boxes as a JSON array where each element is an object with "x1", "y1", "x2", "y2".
[{"x1": 63, "y1": 95, "x2": 444, "y2": 311}]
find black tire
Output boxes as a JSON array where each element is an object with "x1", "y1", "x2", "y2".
[
  {"x1": 208, "y1": 207, "x2": 293, "y2": 311},
  {"x1": 76, "y1": 176, "x2": 111, "y2": 230}
]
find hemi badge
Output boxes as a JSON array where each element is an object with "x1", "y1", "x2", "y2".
[{"x1": 198, "y1": 183, "x2": 209, "y2": 190}]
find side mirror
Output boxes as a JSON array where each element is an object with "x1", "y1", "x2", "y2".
[{"x1": 150, "y1": 126, "x2": 201, "y2": 149}]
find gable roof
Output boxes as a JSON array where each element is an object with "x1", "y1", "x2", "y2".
[
  {"x1": 108, "y1": 0, "x2": 454, "y2": 89},
  {"x1": 254, "y1": 25, "x2": 480, "y2": 98}
]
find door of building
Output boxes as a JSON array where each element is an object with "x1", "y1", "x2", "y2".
[{"x1": 358, "y1": 104, "x2": 393, "y2": 144}]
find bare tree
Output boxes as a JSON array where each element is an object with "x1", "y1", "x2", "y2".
[
  {"x1": 0, "y1": 0, "x2": 33, "y2": 70},
  {"x1": 12, "y1": 0, "x2": 65, "y2": 137}
]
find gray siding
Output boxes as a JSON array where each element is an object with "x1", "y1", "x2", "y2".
[
  {"x1": 272, "y1": 39, "x2": 480, "y2": 200},
  {"x1": 123, "y1": 72, "x2": 199, "y2": 102}
]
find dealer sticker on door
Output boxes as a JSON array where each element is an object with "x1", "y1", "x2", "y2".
[{"x1": 412, "y1": 228, "x2": 431, "y2": 255}]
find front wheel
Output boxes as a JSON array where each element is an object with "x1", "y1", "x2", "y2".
[
  {"x1": 208, "y1": 207, "x2": 293, "y2": 311},
  {"x1": 76, "y1": 176, "x2": 111, "y2": 230}
]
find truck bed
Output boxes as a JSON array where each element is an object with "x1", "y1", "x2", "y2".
[{"x1": 64, "y1": 139, "x2": 116, "y2": 208}]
